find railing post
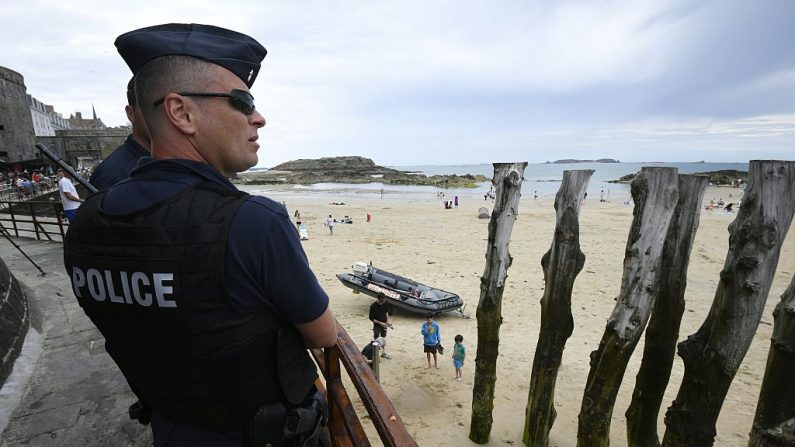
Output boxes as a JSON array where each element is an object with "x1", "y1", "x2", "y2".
[
  {"x1": 9, "y1": 205, "x2": 18, "y2": 237},
  {"x1": 372, "y1": 342, "x2": 381, "y2": 383},
  {"x1": 54, "y1": 202, "x2": 65, "y2": 238},
  {"x1": 324, "y1": 347, "x2": 347, "y2": 446},
  {"x1": 29, "y1": 203, "x2": 40, "y2": 240}
]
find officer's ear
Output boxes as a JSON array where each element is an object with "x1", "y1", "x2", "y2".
[
  {"x1": 161, "y1": 93, "x2": 197, "y2": 136},
  {"x1": 124, "y1": 105, "x2": 135, "y2": 124}
]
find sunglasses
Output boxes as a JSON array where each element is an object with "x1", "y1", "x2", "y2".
[{"x1": 153, "y1": 89, "x2": 256, "y2": 115}]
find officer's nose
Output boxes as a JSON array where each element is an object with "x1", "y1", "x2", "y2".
[{"x1": 250, "y1": 110, "x2": 265, "y2": 128}]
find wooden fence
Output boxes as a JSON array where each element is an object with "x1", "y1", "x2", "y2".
[{"x1": 470, "y1": 160, "x2": 795, "y2": 447}]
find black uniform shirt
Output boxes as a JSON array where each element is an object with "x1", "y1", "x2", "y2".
[
  {"x1": 101, "y1": 158, "x2": 329, "y2": 445},
  {"x1": 89, "y1": 135, "x2": 149, "y2": 190}
]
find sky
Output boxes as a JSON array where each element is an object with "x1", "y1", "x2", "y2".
[{"x1": 2, "y1": 0, "x2": 794, "y2": 167}]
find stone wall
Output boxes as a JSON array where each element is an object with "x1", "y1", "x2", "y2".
[
  {"x1": 38, "y1": 128, "x2": 128, "y2": 168},
  {"x1": 0, "y1": 257, "x2": 29, "y2": 386},
  {"x1": 0, "y1": 66, "x2": 37, "y2": 163}
]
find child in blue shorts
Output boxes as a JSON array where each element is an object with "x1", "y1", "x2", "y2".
[{"x1": 452, "y1": 334, "x2": 465, "y2": 380}]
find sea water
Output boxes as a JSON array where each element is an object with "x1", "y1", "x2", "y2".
[{"x1": 242, "y1": 162, "x2": 748, "y2": 202}]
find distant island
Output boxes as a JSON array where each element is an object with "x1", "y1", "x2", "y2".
[
  {"x1": 609, "y1": 169, "x2": 748, "y2": 185},
  {"x1": 236, "y1": 156, "x2": 489, "y2": 188},
  {"x1": 545, "y1": 159, "x2": 620, "y2": 164}
]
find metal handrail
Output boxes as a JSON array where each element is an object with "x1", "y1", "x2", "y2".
[{"x1": 0, "y1": 200, "x2": 66, "y2": 241}]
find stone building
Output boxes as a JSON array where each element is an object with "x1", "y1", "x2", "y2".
[
  {"x1": 68, "y1": 109, "x2": 106, "y2": 130},
  {"x1": 38, "y1": 127, "x2": 128, "y2": 169},
  {"x1": 2, "y1": 64, "x2": 125, "y2": 171},
  {"x1": 27, "y1": 94, "x2": 55, "y2": 136},
  {"x1": 0, "y1": 65, "x2": 37, "y2": 163},
  {"x1": 46, "y1": 105, "x2": 70, "y2": 131}
]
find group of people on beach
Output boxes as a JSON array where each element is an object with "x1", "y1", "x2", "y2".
[
  {"x1": 484, "y1": 186, "x2": 495, "y2": 201},
  {"x1": 704, "y1": 196, "x2": 740, "y2": 213},
  {"x1": 364, "y1": 295, "x2": 467, "y2": 379},
  {"x1": 443, "y1": 195, "x2": 459, "y2": 209}
]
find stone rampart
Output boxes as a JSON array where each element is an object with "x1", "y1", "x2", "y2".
[
  {"x1": 38, "y1": 128, "x2": 128, "y2": 168},
  {"x1": 0, "y1": 66, "x2": 37, "y2": 163},
  {"x1": 0, "y1": 257, "x2": 29, "y2": 386}
]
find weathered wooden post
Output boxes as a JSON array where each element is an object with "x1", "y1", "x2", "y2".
[
  {"x1": 662, "y1": 160, "x2": 795, "y2": 447},
  {"x1": 469, "y1": 162, "x2": 527, "y2": 444},
  {"x1": 625, "y1": 174, "x2": 709, "y2": 446},
  {"x1": 576, "y1": 167, "x2": 679, "y2": 447},
  {"x1": 523, "y1": 169, "x2": 593, "y2": 447},
  {"x1": 749, "y1": 273, "x2": 795, "y2": 446}
]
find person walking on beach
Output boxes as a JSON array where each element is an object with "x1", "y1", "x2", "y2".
[
  {"x1": 454, "y1": 195, "x2": 458, "y2": 208},
  {"x1": 325, "y1": 214, "x2": 334, "y2": 235},
  {"x1": 421, "y1": 314, "x2": 441, "y2": 369},
  {"x1": 57, "y1": 169, "x2": 83, "y2": 223},
  {"x1": 369, "y1": 295, "x2": 393, "y2": 358},
  {"x1": 452, "y1": 334, "x2": 466, "y2": 380}
]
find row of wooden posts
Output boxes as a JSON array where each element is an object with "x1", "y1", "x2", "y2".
[{"x1": 468, "y1": 160, "x2": 795, "y2": 446}]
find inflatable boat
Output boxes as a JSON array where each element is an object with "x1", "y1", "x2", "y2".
[{"x1": 336, "y1": 261, "x2": 466, "y2": 316}]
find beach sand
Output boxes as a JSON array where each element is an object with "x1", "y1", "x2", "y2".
[{"x1": 245, "y1": 185, "x2": 794, "y2": 446}]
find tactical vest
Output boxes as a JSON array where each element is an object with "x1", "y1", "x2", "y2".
[{"x1": 63, "y1": 178, "x2": 317, "y2": 436}]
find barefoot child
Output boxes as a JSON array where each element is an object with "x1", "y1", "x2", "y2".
[{"x1": 452, "y1": 334, "x2": 465, "y2": 380}]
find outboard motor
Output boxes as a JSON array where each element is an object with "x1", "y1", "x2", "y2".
[{"x1": 352, "y1": 261, "x2": 370, "y2": 276}]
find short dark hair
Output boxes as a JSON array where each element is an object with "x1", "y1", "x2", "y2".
[
  {"x1": 126, "y1": 77, "x2": 136, "y2": 107},
  {"x1": 454, "y1": 334, "x2": 463, "y2": 343},
  {"x1": 135, "y1": 56, "x2": 214, "y2": 133}
]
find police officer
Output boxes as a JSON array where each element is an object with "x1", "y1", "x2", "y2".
[
  {"x1": 63, "y1": 23, "x2": 337, "y2": 446},
  {"x1": 89, "y1": 76, "x2": 151, "y2": 190}
]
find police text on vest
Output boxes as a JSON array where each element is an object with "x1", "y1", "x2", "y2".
[{"x1": 71, "y1": 267, "x2": 176, "y2": 308}]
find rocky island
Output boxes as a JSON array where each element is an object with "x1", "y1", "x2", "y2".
[
  {"x1": 609, "y1": 169, "x2": 748, "y2": 185},
  {"x1": 236, "y1": 156, "x2": 489, "y2": 188},
  {"x1": 545, "y1": 158, "x2": 620, "y2": 164}
]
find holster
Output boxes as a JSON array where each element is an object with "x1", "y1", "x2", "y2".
[
  {"x1": 246, "y1": 390, "x2": 328, "y2": 447},
  {"x1": 128, "y1": 400, "x2": 151, "y2": 426}
]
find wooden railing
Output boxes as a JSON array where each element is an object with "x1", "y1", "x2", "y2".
[
  {"x1": 312, "y1": 321, "x2": 417, "y2": 447},
  {"x1": 0, "y1": 200, "x2": 66, "y2": 241}
]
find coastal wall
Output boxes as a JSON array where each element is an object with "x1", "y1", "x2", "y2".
[
  {"x1": 0, "y1": 257, "x2": 29, "y2": 386},
  {"x1": 0, "y1": 66, "x2": 37, "y2": 163},
  {"x1": 38, "y1": 128, "x2": 128, "y2": 168}
]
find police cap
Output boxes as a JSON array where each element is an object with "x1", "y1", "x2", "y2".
[{"x1": 115, "y1": 23, "x2": 267, "y2": 88}]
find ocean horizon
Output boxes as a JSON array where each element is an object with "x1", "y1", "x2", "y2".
[{"x1": 243, "y1": 161, "x2": 748, "y2": 201}]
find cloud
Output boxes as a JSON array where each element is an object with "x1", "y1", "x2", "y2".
[{"x1": 1, "y1": 0, "x2": 793, "y2": 165}]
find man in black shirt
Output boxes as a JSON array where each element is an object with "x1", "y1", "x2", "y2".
[{"x1": 368, "y1": 296, "x2": 393, "y2": 358}]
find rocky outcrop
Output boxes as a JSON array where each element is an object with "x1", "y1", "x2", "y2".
[
  {"x1": 271, "y1": 156, "x2": 397, "y2": 173},
  {"x1": 693, "y1": 169, "x2": 748, "y2": 185},
  {"x1": 238, "y1": 156, "x2": 489, "y2": 188},
  {"x1": 609, "y1": 169, "x2": 748, "y2": 185},
  {"x1": 546, "y1": 159, "x2": 620, "y2": 164}
]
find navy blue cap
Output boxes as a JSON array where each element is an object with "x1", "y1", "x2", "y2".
[{"x1": 115, "y1": 23, "x2": 267, "y2": 88}]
